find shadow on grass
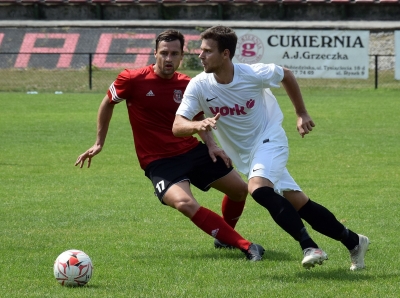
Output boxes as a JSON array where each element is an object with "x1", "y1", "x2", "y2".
[
  {"x1": 266, "y1": 268, "x2": 375, "y2": 282},
  {"x1": 53, "y1": 283, "x2": 101, "y2": 289},
  {"x1": 0, "y1": 163, "x2": 46, "y2": 166},
  {"x1": 162, "y1": 248, "x2": 293, "y2": 263}
]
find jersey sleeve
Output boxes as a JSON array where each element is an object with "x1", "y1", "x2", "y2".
[
  {"x1": 176, "y1": 79, "x2": 203, "y2": 120},
  {"x1": 253, "y1": 63, "x2": 284, "y2": 89},
  {"x1": 107, "y1": 69, "x2": 132, "y2": 104}
]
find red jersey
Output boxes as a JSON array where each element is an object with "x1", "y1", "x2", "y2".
[{"x1": 107, "y1": 64, "x2": 199, "y2": 170}]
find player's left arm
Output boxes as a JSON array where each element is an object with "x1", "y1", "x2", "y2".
[
  {"x1": 281, "y1": 67, "x2": 315, "y2": 138},
  {"x1": 193, "y1": 113, "x2": 232, "y2": 167}
]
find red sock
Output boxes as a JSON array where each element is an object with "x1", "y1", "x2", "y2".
[
  {"x1": 221, "y1": 195, "x2": 246, "y2": 229},
  {"x1": 191, "y1": 206, "x2": 251, "y2": 250}
]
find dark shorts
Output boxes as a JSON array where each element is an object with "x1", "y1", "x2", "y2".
[{"x1": 144, "y1": 142, "x2": 233, "y2": 204}]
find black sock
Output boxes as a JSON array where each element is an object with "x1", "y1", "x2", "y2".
[
  {"x1": 339, "y1": 228, "x2": 360, "y2": 251},
  {"x1": 252, "y1": 187, "x2": 318, "y2": 250},
  {"x1": 298, "y1": 199, "x2": 359, "y2": 250}
]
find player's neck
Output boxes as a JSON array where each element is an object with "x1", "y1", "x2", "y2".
[{"x1": 213, "y1": 63, "x2": 234, "y2": 84}]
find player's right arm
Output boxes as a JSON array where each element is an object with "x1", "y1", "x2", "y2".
[
  {"x1": 172, "y1": 113, "x2": 220, "y2": 137},
  {"x1": 75, "y1": 95, "x2": 115, "y2": 168},
  {"x1": 173, "y1": 78, "x2": 220, "y2": 136}
]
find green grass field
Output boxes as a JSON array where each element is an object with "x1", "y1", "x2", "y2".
[
  {"x1": 1, "y1": 88, "x2": 399, "y2": 297},
  {"x1": 0, "y1": 68, "x2": 399, "y2": 93}
]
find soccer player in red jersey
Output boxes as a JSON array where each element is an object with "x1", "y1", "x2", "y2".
[{"x1": 75, "y1": 30, "x2": 265, "y2": 261}]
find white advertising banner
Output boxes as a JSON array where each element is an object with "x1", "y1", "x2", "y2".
[
  {"x1": 233, "y1": 29, "x2": 369, "y2": 79},
  {"x1": 395, "y1": 31, "x2": 400, "y2": 80}
]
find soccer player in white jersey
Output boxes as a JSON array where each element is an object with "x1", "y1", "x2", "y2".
[{"x1": 173, "y1": 25, "x2": 369, "y2": 270}]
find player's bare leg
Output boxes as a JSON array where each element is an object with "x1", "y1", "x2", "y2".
[{"x1": 162, "y1": 181, "x2": 265, "y2": 261}]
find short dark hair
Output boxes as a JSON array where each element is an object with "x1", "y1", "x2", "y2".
[
  {"x1": 200, "y1": 26, "x2": 237, "y2": 59},
  {"x1": 155, "y1": 30, "x2": 185, "y2": 52}
]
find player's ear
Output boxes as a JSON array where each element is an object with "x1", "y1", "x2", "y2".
[{"x1": 223, "y1": 49, "x2": 230, "y2": 59}]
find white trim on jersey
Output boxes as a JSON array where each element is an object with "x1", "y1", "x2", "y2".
[{"x1": 109, "y1": 82, "x2": 124, "y2": 103}]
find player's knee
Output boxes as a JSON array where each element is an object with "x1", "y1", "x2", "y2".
[
  {"x1": 251, "y1": 186, "x2": 285, "y2": 215},
  {"x1": 248, "y1": 177, "x2": 274, "y2": 195},
  {"x1": 238, "y1": 181, "x2": 249, "y2": 200},
  {"x1": 237, "y1": 191, "x2": 248, "y2": 202},
  {"x1": 230, "y1": 174, "x2": 248, "y2": 201},
  {"x1": 228, "y1": 183, "x2": 248, "y2": 202},
  {"x1": 284, "y1": 191, "x2": 309, "y2": 211},
  {"x1": 173, "y1": 197, "x2": 199, "y2": 217}
]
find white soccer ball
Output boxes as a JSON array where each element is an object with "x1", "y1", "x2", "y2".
[{"x1": 54, "y1": 249, "x2": 93, "y2": 287}]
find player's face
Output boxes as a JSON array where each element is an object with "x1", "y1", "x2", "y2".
[
  {"x1": 154, "y1": 40, "x2": 184, "y2": 79},
  {"x1": 199, "y1": 39, "x2": 225, "y2": 74}
]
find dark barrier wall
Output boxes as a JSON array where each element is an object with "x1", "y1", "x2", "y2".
[
  {"x1": 1, "y1": 1, "x2": 400, "y2": 21},
  {"x1": 0, "y1": 27, "x2": 201, "y2": 69}
]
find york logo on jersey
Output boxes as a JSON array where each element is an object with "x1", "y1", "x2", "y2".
[
  {"x1": 209, "y1": 99, "x2": 255, "y2": 116},
  {"x1": 246, "y1": 99, "x2": 255, "y2": 109}
]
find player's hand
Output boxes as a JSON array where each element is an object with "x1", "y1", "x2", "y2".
[
  {"x1": 197, "y1": 113, "x2": 220, "y2": 132},
  {"x1": 297, "y1": 113, "x2": 315, "y2": 138},
  {"x1": 74, "y1": 144, "x2": 102, "y2": 168},
  {"x1": 207, "y1": 143, "x2": 232, "y2": 168}
]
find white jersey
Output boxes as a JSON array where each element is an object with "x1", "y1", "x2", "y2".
[{"x1": 176, "y1": 63, "x2": 288, "y2": 176}]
